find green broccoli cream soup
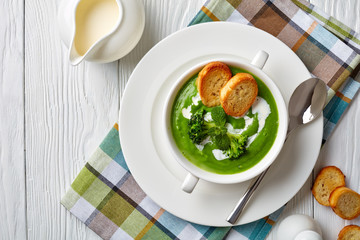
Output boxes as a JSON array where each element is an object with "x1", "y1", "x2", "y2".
[{"x1": 170, "y1": 66, "x2": 279, "y2": 174}]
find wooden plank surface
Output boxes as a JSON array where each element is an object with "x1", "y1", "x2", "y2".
[
  {"x1": 24, "y1": 0, "x2": 202, "y2": 239},
  {"x1": 0, "y1": 0, "x2": 358, "y2": 239},
  {"x1": 24, "y1": 0, "x2": 119, "y2": 238},
  {"x1": 307, "y1": 1, "x2": 360, "y2": 239},
  {"x1": 0, "y1": 0, "x2": 26, "y2": 239},
  {"x1": 270, "y1": 1, "x2": 360, "y2": 239}
]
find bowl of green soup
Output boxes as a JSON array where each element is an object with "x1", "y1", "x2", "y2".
[{"x1": 163, "y1": 50, "x2": 288, "y2": 193}]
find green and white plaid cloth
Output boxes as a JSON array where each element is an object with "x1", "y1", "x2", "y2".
[{"x1": 61, "y1": 0, "x2": 360, "y2": 239}]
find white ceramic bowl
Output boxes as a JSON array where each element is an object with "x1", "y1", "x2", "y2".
[{"x1": 163, "y1": 51, "x2": 288, "y2": 193}]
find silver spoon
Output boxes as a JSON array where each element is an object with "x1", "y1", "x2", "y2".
[{"x1": 226, "y1": 77, "x2": 327, "y2": 225}]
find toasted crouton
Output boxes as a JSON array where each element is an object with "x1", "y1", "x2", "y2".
[
  {"x1": 329, "y1": 187, "x2": 360, "y2": 220},
  {"x1": 338, "y1": 225, "x2": 360, "y2": 240},
  {"x1": 312, "y1": 166, "x2": 346, "y2": 206},
  {"x1": 219, "y1": 73, "x2": 258, "y2": 117},
  {"x1": 196, "y1": 62, "x2": 232, "y2": 107}
]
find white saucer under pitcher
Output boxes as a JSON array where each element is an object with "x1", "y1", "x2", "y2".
[{"x1": 57, "y1": 0, "x2": 145, "y2": 65}]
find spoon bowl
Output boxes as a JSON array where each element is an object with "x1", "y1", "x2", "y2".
[{"x1": 288, "y1": 78, "x2": 327, "y2": 135}]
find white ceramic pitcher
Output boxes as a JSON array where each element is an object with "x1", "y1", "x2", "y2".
[
  {"x1": 277, "y1": 214, "x2": 323, "y2": 240},
  {"x1": 57, "y1": 0, "x2": 145, "y2": 65}
]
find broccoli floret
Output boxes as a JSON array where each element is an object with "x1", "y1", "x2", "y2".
[
  {"x1": 188, "y1": 109, "x2": 226, "y2": 145},
  {"x1": 188, "y1": 109, "x2": 217, "y2": 144},
  {"x1": 188, "y1": 109, "x2": 206, "y2": 144},
  {"x1": 224, "y1": 133, "x2": 248, "y2": 159},
  {"x1": 188, "y1": 108, "x2": 248, "y2": 158}
]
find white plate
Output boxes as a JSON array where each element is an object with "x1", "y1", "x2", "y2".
[{"x1": 119, "y1": 22, "x2": 322, "y2": 226}]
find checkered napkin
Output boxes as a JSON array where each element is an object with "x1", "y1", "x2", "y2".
[
  {"x1": 190, "y1": 0, "x2": 360, "y2": 143},
  {"x1": 61, "y1": 0, "x2": 360, "y2": 239}
]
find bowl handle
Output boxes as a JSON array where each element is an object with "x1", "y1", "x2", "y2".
[
  {"x1": 181, "y1": 173, "x2": 199, "y2": 193},
  {"x1": 251, "y1": 50, "x2": 269, "y2": 70}
]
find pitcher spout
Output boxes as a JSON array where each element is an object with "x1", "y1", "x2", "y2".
[{"x1": 69, "y1": 44, "x2": 86, "y2": 65}]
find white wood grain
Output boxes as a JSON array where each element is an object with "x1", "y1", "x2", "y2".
[
  {"x1": 0, "y1": 0, "x2": 358, "y2": 239},
  {"x1": 25, "y1": 0, "x2": 119, "y2": 239},
  {"x1": 315, "y1": 84, "x2": 360, "y2": 237},
  {"x1": 310, "y1": 0, "x2": 360, "y2": 32},
  {"x1": 269, "y1": 0, "x2": 360, "y2": 239},
  {"x1": 118, "y1": 0, "x2": 204, "y2": 101},
  {"x1": 24, "y1": 0, "x2": 204, "y2": 239},
  {"x1": 306, "y1": 1, "x2": 360, "y2": 239},
  {"x1": 0, "y1": 0, "x2": 26, "y2": 239}
]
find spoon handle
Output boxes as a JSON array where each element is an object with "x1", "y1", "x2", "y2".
[
  {"x1": 226, "y1": 168, "x2": 269, "y2": 224},
  {"x1": 226, "y1": 134, "x2": 291, "y2": 224}
]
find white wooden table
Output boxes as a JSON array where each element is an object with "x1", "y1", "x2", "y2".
[{"x1": 1, "y1": 0, "x2": 359, "y2": 239}]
